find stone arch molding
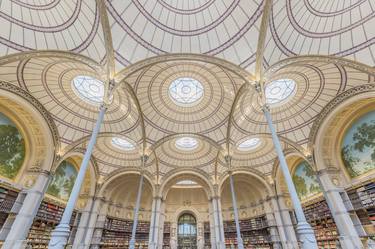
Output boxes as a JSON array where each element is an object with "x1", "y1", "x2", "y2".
[
  {"x1": 310, "y1": 84, "x2": 375, "y2": 185},
  {"x1": 0, "y1": 81, "x2": 58, "y2": 187}
]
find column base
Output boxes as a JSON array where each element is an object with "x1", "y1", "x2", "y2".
[
  {"x1": 1, "y1": 239, "x2": 27, "y2": 249},
  {"x1": 129, "y1": 239, "x2": 136, "y2": 249},
  {"x1": 48, "y1": 223, "x2": 71, "y2": 249},
  {"x1": 148, "y1": 242, "x2": 157, "y2": 249},
  {"x1": 216, "y1": 241, "x2": 226, "y2": 249},
  {"x1": 237, "y1": 237, "x2": 245, "y2": 249},
  {"x1": 296, "y1": 221, "x2": 318, "y2": 249},
  {"x1": 339, "y1": 235, "x2": 364, "y2": 249}
]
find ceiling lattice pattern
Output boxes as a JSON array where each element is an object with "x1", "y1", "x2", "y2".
[{"x1": 0, "y1": 0, "x2": 106, "y2": 63}]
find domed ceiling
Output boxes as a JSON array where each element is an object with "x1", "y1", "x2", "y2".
[{"x1": 0, "y1": 0, "x2": 374, "y2": 184}]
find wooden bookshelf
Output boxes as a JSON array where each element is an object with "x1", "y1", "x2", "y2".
[
  {"x1": 203, "y1": 222, "x2": 210, "y2": 248},
  {"x1": 347, "y1": 181, "x2": 375, "y2": 236},
  {"x1": 26, "y1": 201, "x2": 77, "y2": 249},
  {"x1": 223, "y1": 215, "x2": 273, "y2": 249},
  {"x1": 100, "y1": 216, "x2": 150, "y2": 249},
  {"x1": 163, "y1": 221, "x2": 171, "y2": 249},
  {"x1": 0, "y1": 186, "x2": 18, "y2": 229},
  {"x1": 302, "y1": 197, "x2": 339, "y2": 249}
]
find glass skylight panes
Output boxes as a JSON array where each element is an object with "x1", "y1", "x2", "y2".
[
  {"x1": 265, "y1": 79, "x2": 296, "y2": 105},
  {"x1": 176, "y1": 180, "x2": 198, "y2": 185},
  {"x1": 175, "y1": 137, "x2": 199, "y2": 150},
  {"x1": 169, "y1": 77, "x2": 204, "y2": 106},
  {"x1": 72, "y1": 75, "x2": 105, "y2": 104},
  {"x1": 238, "y1": 138, "x2": 261, "y2": 151},
  {"x1": 111, "y1": 137, "x2": 135, "y2": 151}
]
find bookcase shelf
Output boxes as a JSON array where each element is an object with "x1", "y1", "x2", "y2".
[
  {"x1": 26, "y1": 200, "x2": 77, "y2": 249},
  {"x1": 100, "y1": 216, "x2": 150, "y2": 249},
  {"x1": 163, "y1": 221, "x2": 171, "y2": 249},
  {"x1": 223, "y1": 215, "x2": 273, "y2": 249},
  {"x1": 347, "y1": 181, "x2": 375, "y2": 236},
  {"x1": 203, "y1": 222, "x2": 211, "y2": 248},
  {"x1": 301, "y1": 197, "x2": 339, "y2": 248},
  {"x1": 0, "y1": 186, "x2": 18, "y2": 229}
]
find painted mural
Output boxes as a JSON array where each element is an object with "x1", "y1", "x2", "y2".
[
  {"x1": 341, "y1": 111, "x2": 375, "y2": 178},
  {"x1": 0, "y1": 112, "x2": 25, "y2": 179},
  {"x1": 47, "y1": 161, "x2": 77, "y2": 201},
  {"x1": 292, "y1": 161, "x2": 321, "y2": 201}
]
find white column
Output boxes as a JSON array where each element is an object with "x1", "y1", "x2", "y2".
[
  {"x1": 129, "y1": 174, "x2": 145, "y2": 249},
  {"x1": 212, "y1": 196, "x2": 225, "y2": 249},
  {"x1": 72, "y1": 197, "x2": 94, "y2": 248},
  {"x1": 49, "y1": 105, "x2": 107, "y2": 249},
  {"x1": 0, "y1": 191, "x2": 26, "y2": 240},
  {"x1": 148, "y1": 196, "x2": 162, "y2": 249},
  {"x1": 158, "y1": 201, "x2": 166, "y2": 249},
  {"x1": 228, "y1": 172, "x2": 244, "y2": 249},
  {"x1": 278, "y1": 195, "x2": 299, "y2": 248},
  {"x1": 317, "y1": 169, "x2": 363, "y2": 249},
  {"x1": 90, "y1": 200, "x2": 109, "y2": 249},
  {"x1": 268, "y1": 195, "x2": 294, "y2": 249},
  {"x1": 264, "y1": 197, "x2": 283, "y2": 249},
  {"x1": 3, "y1": 170, "x2": 51, "y2": 249},
  {"x1": 263, "y1": 106, "x2": 318, "y2": 249},
  {"x1": 208, "y1": 201, "x2": 217, "y2": 249}
]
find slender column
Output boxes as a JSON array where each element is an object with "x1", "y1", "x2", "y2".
[
  {"x1": 81, "y1": 197, "x2": 104, "y2": 249},
  {"x1": 72, "y1": 197, "x2": 94, "y2": 248},
  {"x1": 3, "y1": 170, "x2": 51, "y2": 249},
  {"x1": 228, "y1": 172, "x2": 244, "y2": 249},
  {"x1": 157, "y1": 201, "x2": 166, "y2": 249},
  {"x1": 0, "y1": 191, "x2": 26, "y2": 240},
  {"x1": 268, "y1": 195, "x2": 294, "y2": 249},
  {"x1": 317, "y1": 169, "x2": 363, "y2": 249},
  {"x1": 264, "y1": 197, "x2": 283, "y2": 249},
  {"x1": 263, "y1": 105, "x2": 318, "y2": 249},
  {"x1": 90, "y1": 200, "x2": 109, "y2": 249},
  {"x1": 278, "y1": 195, "x2": 299, "y2": 248},
  {"x1": 148, "y1": 196, "x2": 162, "y2": 249},
  {"x1": 212, "y1": 196, "x2": 225, "y2": 249},
  {"x1": 49, "y1": 105, "x2": 107, "y2": 249},
  {"x1": 129, "y1": 174, "x2": 145, "y2": 249},
  {"x1": 208, "y1": 201, "x2": 217, "y2": 249}
]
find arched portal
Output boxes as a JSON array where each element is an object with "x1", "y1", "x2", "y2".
[{"x1": 177, "y1": 213, "x2": 197, "y2": 249}]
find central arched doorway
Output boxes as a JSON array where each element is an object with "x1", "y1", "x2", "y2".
[{"x1": 177, "y1": 213, "x2": 197, "y2": 249}]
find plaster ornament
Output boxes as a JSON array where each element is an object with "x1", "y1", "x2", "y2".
[{"x1": 332, "y1": 178, "x2": 339, "y2": 186}]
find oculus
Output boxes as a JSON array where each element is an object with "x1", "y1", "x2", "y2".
[
  {"x1": 175, "y1": 137, "x2": 199, "y2": 151},
  {"x1": 169, "y1": 77, "x2": 204, "y2": 106},
  {"x1": 72, "y1": 75, "x2": 105, "y2": 104},
  {"x1": 341, "y1": 111, "x2": 375, "y2": 178},
  {"x1": 0, "y1": 112, "x2": 25, "y2": 179},
  {"x1": 238, "y1": 138, "x2": 261, "y2": 151},
  {"x1": 111, "y1": 137, "x2": 136, "y2": 151},
  {"x1": 292, "y1": 161, "x2": 321, "y2": 201},
  {"x1": 176, "y1": 180, "x2": 198, "y2": 185},
  {"x1": 265, "y1": 79, "x2": 296, "y2": 105}
]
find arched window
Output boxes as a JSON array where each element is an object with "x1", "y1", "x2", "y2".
[
  {"x1": 0, "y1": 112, "x2": 25, "y2": 179},
  {"x1": 47, "y1": 160, "x2": 77, "y2": 201},
  {"x1": 341, "y1": 111, "x2": 375, "y2": 178},
  {"x1": 178, "y1": 213, "x2": 197, "y2": 249},
  {"x1": 292, "y1": 161, "x2": 321, "y2": 201}
]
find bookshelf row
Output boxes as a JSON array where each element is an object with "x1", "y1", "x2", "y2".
[
  {"x1": 100, "y1": 217, "x2": 150, "y2": 249},
  {"x1": 0, "y1": 186, "x2": 18, "y2": 229},
  {"x1": 163, "y1": 221, "x2": 171, "y2": 249},
  {"x1": 223, "y1": 216, "x2": 273, "y2": 249}
]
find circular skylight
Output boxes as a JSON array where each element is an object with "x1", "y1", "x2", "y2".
[
  {"x1": 238, "y1": 138, "x2": 261, "y2": 151},
  {"x1": 175, "y1": 137, "x2": 199, "y2": 151},
  {"x1": 169, "y1": 77, "x2": 204, "y2": 106},
  {"x1": 265, "y1": 79, "x2": 296, "y2": 105},
  {"x1": 111, "y1": 137, "x2": 135, "y2": 151},
  {"x1": 72, "y1": 75, "x2": 105, "y2": 104}
]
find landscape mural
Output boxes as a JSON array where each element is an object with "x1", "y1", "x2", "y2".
[
  {"x1": 341, "y1": 111, "x2": 375, "y2": 178},
  {"x1": 292, "y1": 161, "x2": 321, "y2": 201},
  {"x1": 47, "y1": 160, "x2": 77, "y2": 201},
  {"x1": 0, "y1": 112, "x2": 25, "y2": 179}
]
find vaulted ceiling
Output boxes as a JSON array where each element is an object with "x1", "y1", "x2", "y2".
[{"x1": 0, "y1": 0, "x2": 374, "y2": 184}]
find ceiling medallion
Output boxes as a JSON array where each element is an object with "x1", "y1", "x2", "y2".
[
  {"x1": 238, "y1": 138, "x2": 261, "y2": 151},
  {"x1": 111, "y1": 137, "x2": 136, "y2": 151},
  {"x1": 168, "y1": 77, "x2": 204, "y2": 107},
  {"x1": 175, "y1": 137, "x2": 199, "y2": 151},
  {"x1": 72, "y1": 75, "x2": 105, "y2": 105},
  {"x1": 265, "y1": 78, "x2": 296, "y2": 105}
]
